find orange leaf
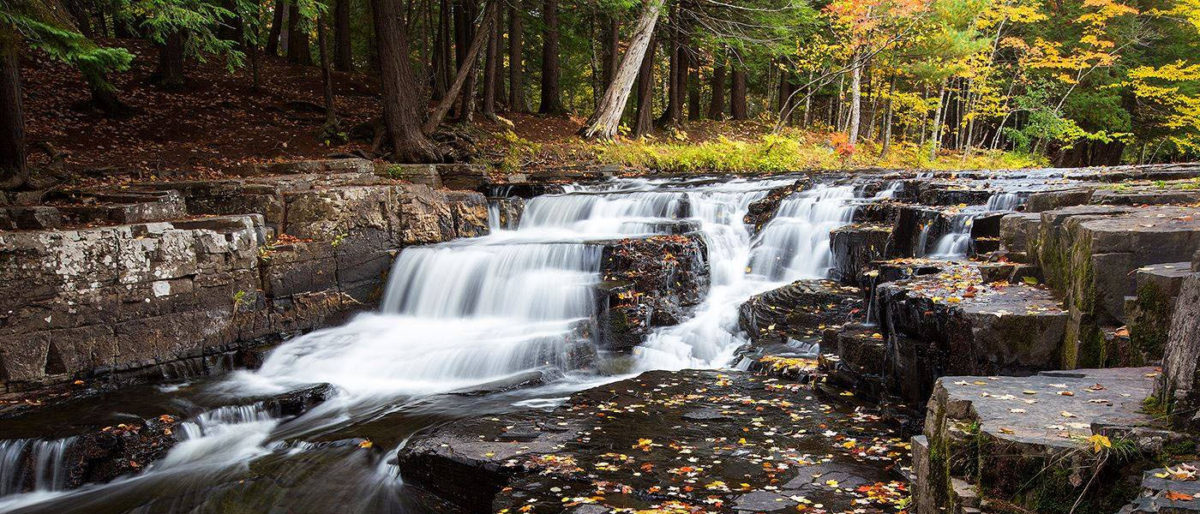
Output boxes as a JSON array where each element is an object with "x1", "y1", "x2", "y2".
[{"x1": 1166, "y1": 491, "x2": 1195, "y2": 501}]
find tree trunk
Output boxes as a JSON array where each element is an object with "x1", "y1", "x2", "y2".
[
  {"x1": 0, "y1": 31, "x2": 26, "y2": 190},
  {"x1": 687, "y1": 54, "x2": 700, "y2": 120},
  {"x1": 847, "y1": 52, "x2": 861, "y2": 145},
  {"x1": 432, "y1": 0, "x2": 452, "y2": 99},
  {"x1": 880, "y1": 74, "x2": 895, "y2": 158},
  {"x1": 602, "y1": 14, "x2": 619, "y2": 88},
  {"x1": 424, "y1": 1, "x2": 496, "y2": 134},
  {"x1": 371, "y1": 0, "x2": 440, "y2": 162},
  {"x1": 633, "y1": 32, "x2": 656, "y2": 137},
  {"x1": 657, "y1": 12, "x2": 682, "y2": 127},
  {"x1": 539, "y1": 0, "x2": 566, "y2": 114},
  {"x1": 508, "y1": 0, "x2": 527, "y2": 112},
  {"x1": 708, "y1": 50, "x2": 725, "y2": 120},
  {"x1": 152, "y1": 31, "x2": 187, "y2": 89},
  {"x1": 334, "y1": 0, "x2": 353, "y2": 71},
  {"x1": 580, "y1": 0, "x2": 662, "y2": 140},
  {"x1": 65, "y1": 0, "x2": 93, "y2": 37},
  {"x1": 730, "y1": 58, "x2": 747, "y2": 120},
  {"x1": 454, "y1": 0, "x2": 477, "y2": 120},
  {"x1": 482, "y1": 0, "x2": 500, "y2": 118},
  {"x1": 318, "y1": 15, "x2": 337, "y2": 129},
  {"x1": 266, "y1": 0, "x2": 286, "y2": 56},
  {"x1": 929, "y1": 78, "x2": 948, "y2": 160},
  {"x1": 287, "y1": 1, "x2": 312, "y2": 65}
]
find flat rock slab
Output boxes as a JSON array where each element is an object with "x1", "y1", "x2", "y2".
[
  {"x1": 1121, "y1": 462, "x2": 1200, "y2": 513},
  {"x1": 933, "y1": 367, "x2": 1159, "y2": 448},
  {"x1": 398, "y1": 369, "x2": 910, "y2": 513},
  {"x1": 877, "y1": 261, "x2": 1068, "y2": 403}
]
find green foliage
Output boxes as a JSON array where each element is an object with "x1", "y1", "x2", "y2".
[
  {"x1": 592, "y1": 129, "x2": 1042, "y2": 173},
  {"x1": 120, "y1": 0, "x2": 244, "y2": 70},
  {"x1": 0, "y1": 0, "x2": 133, "y2": 88}
]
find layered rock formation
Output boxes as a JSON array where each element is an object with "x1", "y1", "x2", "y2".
[{"x1": 0, "y1": 162, "x2": 489, "y2": 392}]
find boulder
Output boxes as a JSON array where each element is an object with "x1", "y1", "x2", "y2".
[
  {"x1": 738, "y1": 279, "x2": 862, "y2": 346},
  {"x1": 594, "y1": 233, "x2": 709, "y2": 351},
  {"x1": 830, "y1": 224, "x2": 892, "y2": 285},
  {"x1": 1157, "y1": 273, "x2": 1200, "y2": 430},
  {"x1": 1126, "y1": 263, "x2": 1193, "y2": 363},
  {"x1": 917, "y1": 368, "x2": 1166, "y2": 514},
  {"x1": 743, "y1": 178, "x2": 811, "y2": 233},
  {"x1": 877, "y1": 262, "x2": 1067, "y2": 404},
  {"x1": 1031, "y1": 204, "x2": 1200, "y2": 368}
]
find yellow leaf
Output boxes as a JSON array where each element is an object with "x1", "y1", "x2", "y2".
[{"x1": 1087, "y1": 434, "x2": 1112, "y2": 453}]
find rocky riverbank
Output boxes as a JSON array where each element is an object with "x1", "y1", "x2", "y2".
[{"x1": 3, "y1": 162, "x2": 1200, "y2": 512}]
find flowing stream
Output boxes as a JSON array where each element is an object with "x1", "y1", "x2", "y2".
[{"x1": 0, "y1": 176, "x2": 887, "y2": 513}]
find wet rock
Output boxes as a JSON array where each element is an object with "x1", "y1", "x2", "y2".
[
  {"x1": 0, "y1": 215, "x2": 265, "y2": 386},
  {"x1": 820, "y1": 323, "x2": 888, "y2": 396},
  {"x1": 1120, "y1": 462, "x2": 1200, "y2": 513},
  {"x1": 830, "y1": 224, "x2": 892, "y2": 285},
  {"x1": 738, "y1": 280, "x2": 862, "y2": 346},
  {"x1": 999, "y1": 212, "x2": 1041, "y2": 256},
  {"x1": 0, "y1": 172, "x2": 492, "y2": 391},
  {"x1": 1127, "y1": 263, "x2": 1193, "y2": 363},
  {"x1": 888, "y1": 206, "x2": 946, "y2": 258},
  {"x1": 595, "y1": 234, "x2": 710, "y2": 351},
  {"x1": 1157, "y1": 273, "x2": 1200, "y2": 430},
  {"x1": 918, "y1": 187, "x2": 994, "y2": 207},
  {"x1": 66, "y1": 413, "x2": 182, "y2": 488},
  {"x1": 488, "y1": 196, "x2": 525, "y2": 229},
  {"x1": 744, "y1": 178, "x2": 811, "y2": 233},
  {"x1": 1031, "y1": 204, "x2": 1200, "y2": 368},
  {"x1": 397, "y1": 370, "x2": 909, "y2": 513},
  {"x1": 258, "y1": 383, "x2": 335, "y2": 417},
  {"x1": 1025, "y1": 188, "x2": 1094, "y2": 212},
  {"x1": 877, "y1": 262, "x2": 1067, "y2": 404},
  {"x1": 917, "y1": 368, "x2": 1163, "y2": 514}
]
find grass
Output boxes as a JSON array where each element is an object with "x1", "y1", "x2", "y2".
[{"x1": 587, "y1": 129, "x2": 1046, "y2": 174}]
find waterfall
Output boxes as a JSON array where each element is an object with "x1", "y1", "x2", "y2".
[
  {"x1": 986, "y1": 192, "x2": 1022, "y2": 212},
  {"x1": 746, "y1": 186, "x2": 858, "y2": 280},
  {"x1": 486, "y1": 201, "x2": 502, "y2": 232},
  {"x1": 925, "y1": 192, "x2": 1020, "y2": 260},
  {"x1": 0, "y1": 438, "x2": 76, "y2": 495},
  {"x1": 929, "y1": 214, "x2": 973, "y2": 259},
  {"x1": 0, "y1": 176, "x2": 899, "y2": 512},
  {"x1": 636, "y1": 184, "x2": 863, "y2": 370}
]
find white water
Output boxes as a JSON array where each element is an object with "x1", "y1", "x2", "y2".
[
  {"x1": 0, "y1": 438, "x2": 76, "y2": 496},
  {"x1": 928, "y1": 192, "x2": 1024, "y2": 259},
  {"x1": 0, "y1": 176, "x2": 885, "y2": 511}
]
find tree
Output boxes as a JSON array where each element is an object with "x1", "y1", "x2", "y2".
[
  {"x1": 129, "y1": 0, "x2": 241, "y2": 88},
  {"x1": 370, "y1": 0, "x2": 439, "y2": 161},
  {"x1": 424, "y1": 0, "x2": 497, "y2": 134},
  {"x1": 708, "y1": 48, "x2": 725, "y2": 119},
  {"x1": 286, "y1": 0, "x2": 312, "y2": 64},
  {"x1": 483, "y1": 0, "x2": 500, "y2": 118},
  {"x1": 580, "y1": 0, "x2": 663, "y2": 139},
  {"x1": 333, "y1": 0, "x2": 351, "y2": 70},
  {"x1": 539, "y1": 0, "x2": 566, "y2": 114},
  {"x1": 634, "y1": 31, "x2": 656, "y2": 135},
  {"x1": 730, "y1": 56, "x2": 747, "y2": 120},
  {"x1": 1, "y1": 20, "x2": 24, "y2": 189},
  {"x1": 1, "y1": 0, "x2": 131, "y2": 189},
  {"x1": 266, "y1": 0, "x2": 285, "y2": 55},
  {"x1": 508, "y1": 0, "x2": 528, "y2": 112}
]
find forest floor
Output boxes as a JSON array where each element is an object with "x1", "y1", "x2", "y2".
[{"x1": 23, "y1": 39, "x2": 1041, "y2": 188}]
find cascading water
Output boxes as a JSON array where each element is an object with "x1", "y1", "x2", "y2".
[
  {"x1": 927, "y1": 192, "x2": 1024, "y2": 259},
  {"x1": 928, "y1": 214, "x2": 973, "y2": 258},
  {"x1": 0, "y1": 438, "x2": 76, "y2": 496},
  {"x1": 986, "y1": 192, "x2": 1023, "y2": 212},
  {"x1": 0, "y1": 176, "x2": 891, "y2": 513}
]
